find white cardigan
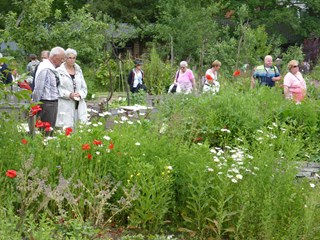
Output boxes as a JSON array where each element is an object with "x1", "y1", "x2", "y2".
[{"x1": 56, "y1": 62, "x2": 88, "y2": 128}]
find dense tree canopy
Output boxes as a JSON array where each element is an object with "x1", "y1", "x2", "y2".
[{"x1": 1, "y1": 0, "x2": 320, "y2": 68}]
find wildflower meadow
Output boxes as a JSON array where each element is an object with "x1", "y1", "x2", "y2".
[{"x1": 1, "y1": 81, "x2": 320, "y2": 239}]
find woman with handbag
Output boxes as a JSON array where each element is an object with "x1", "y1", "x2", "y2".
[{"x1": 283, "y1": 60, "x2": 307, "y2": 104}]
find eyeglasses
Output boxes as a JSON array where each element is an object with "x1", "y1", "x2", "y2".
[
  {"x1": 180, "y1": 67, "x2": 186, "y2": 69},
  {"x1": 292, "y1": 65, "x2": 299, "y2": 68}
]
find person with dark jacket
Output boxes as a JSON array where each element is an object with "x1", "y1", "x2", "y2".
[
  {"x1": 127, "y1": 60, "x2": 147, "y2": 93},
  {"x1": 0, "y1": 53, "x2": 13, "y2": 84}
]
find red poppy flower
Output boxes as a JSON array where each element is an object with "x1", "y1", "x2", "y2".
[
  {"x1": 35, "y1": 120, "x2": 44, "y2": 128},
  {"x1": 31, "y1": 105, "x2": 42, "y2": 116},
  {"x1": 43, "y1": 122, "x2": 51, "y2": 128},
  {"x1": 108, "y1": 141, "x2": 114, "y2": 150},
  {"x1": 82, "y1": 144, "x2": 90, "y2": 150},
  {"x1": 87, "y1": 154, "x2": 92, "y2": 160},
  {"x1": 45, "y1": 126, "x2": 51, "y2": 132},
  {"x1": 6, "y1": 170, "x2": 17, "y2": 178},
  {"x1": 233, "y1": 69, "x2": 241, "y2": 77},
  {"x1": 205, "y1": 74, "x2": 214, "y2": 81},
  {"x1": 93, "y1": 139, "x2": 102, "y2": 145},
  {"x1": 21, "y1": 139, "x2": 28, "y2": 145},
  {"x1": 65, "y1": 127, "x2": 73, "y2": 136}
]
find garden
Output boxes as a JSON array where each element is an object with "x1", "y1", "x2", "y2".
[
  {"x1": 2, "y1": 1, "x2": 320, "y2": 239},
  {"x1": 2, "y1": 76, "x2": 320, "y2": 239}
]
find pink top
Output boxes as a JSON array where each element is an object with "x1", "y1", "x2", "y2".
[
  {"x1": 283, "y1": 71, "x2": 307, "y2": 102},
  {"x1": 176, "y1": 69, "x2": 194, "y2": 93}
]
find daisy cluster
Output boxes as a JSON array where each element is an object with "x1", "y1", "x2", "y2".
[{"x1": 209, "y1": 145, "x2": 258, "y2": 184}]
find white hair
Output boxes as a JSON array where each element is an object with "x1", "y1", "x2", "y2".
[
  {"x1": 49, "y1": 47, "x2": 65, "y2": 57},
  {"x1": 180, "y1": 61, "x2": 188, "y2": 67},
  {"x1": 264, "y1": 55, "x2": 273, "y2": 61},
  {"x1": 65, "y1": 48, "x2": 77, "y2": 57}
]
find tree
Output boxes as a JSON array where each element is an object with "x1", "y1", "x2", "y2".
[{"x1": 1, "y1": 0, "x2": 108, "y2": 64}]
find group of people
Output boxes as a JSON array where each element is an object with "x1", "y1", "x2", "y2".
[
  {"x1": 251, "y1": 55, "x2": 307, "y2": 103},
  {"x1": 1, "y1": 49, "x2": 309, "y2": 135},
  {"x1": 30, "y1": 47, "x2": 88, "y2": 133},
  {"x1": 168, "y1": 55, "x2": 307, "y2": 103}
]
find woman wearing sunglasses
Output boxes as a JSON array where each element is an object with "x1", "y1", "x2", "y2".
[{"x1": 283, "y1": 60, "x2": 307, "y2": 103}]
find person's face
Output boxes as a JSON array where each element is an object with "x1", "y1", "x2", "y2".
[
  {"x1": 52, "y1": 52, "x2": 66, "y2": 68},
  {"x1": 180, "y1": 66, "x2": 187, "y2": 73},
  {"x1": 290, "y1": 64, "x2": 299, "y2": 74},
  {"x1": 41, "y1": 53, "x2": 49, "y2": 60},
  {"x1": 214, "y1": 65, "x2": 221, "y2": 71},
  {"x1": 66, "y1": 54, "x2": 76, "y2": 66},
  {"x1": 264, "y1": 58, "x2": 273, "y2": 67}
]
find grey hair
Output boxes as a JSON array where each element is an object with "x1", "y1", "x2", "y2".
[
  {"x1": 65, "y1": 48, "x2": 77, "y2": 57},
  {"x1": 49, "y1": 47, "x2": 65, "y2": 57},
  {"x1": 180, "y1": 61, "x2": 188, "y2": 67}
]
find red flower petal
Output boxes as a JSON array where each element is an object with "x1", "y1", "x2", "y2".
[
  {"x1": 93, "y1": 139, "x2": 102, "y2": 145},
  {"x1": 21, "y1": 139, "x2": 28, "y2": 145},
  {"x1": 87, "y1": 154, "x2": 92, "y2": 160},
  {"x1": 65, "y1": 127, "x2": 73, "y2": 136},
  {"x1": 233, "y1": 70, "x2": 241, "y2": 77},
  {"x1": 6, "y1": 170, "x2": 17, "y2": 178},
  {"x1": 35, "y1": 120, "x2": 44, "y2": 128},
  {"x1": 82, "y1": 144, "x2": 90, "y2": 150},
  {"x1": 206, "y1": 74, "x2": 214, "y2": 80},
  {"x1": 31, "y1": 105, "x2": 42, "y2": 116},
  {"x1": 108, "y1": 141, "x2": 114, "y2": 150}
]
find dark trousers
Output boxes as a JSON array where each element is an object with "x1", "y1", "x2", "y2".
[
  {"x1": 38, "y1": 100, "x2": 58, "y2": 128},
  {"x1": 131, "y1": 83, "x2": 147, "y2": 93}
]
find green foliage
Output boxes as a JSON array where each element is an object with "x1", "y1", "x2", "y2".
[
  {"x1": 143, "y1": 46, "x2": 175, "y2": 95},
  {"x1": 3, "y1": 60, "x2": 320, "y2": 238},
  {"x1": 281, "y1": 45, "x2": 305, "y2": 69}
]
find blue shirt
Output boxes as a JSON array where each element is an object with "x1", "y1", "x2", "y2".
[{"x1": 253, "y1": 65, "x2": 280, "y2": 87}]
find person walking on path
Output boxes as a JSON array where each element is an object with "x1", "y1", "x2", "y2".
[
  {"x1": 127, "y1": 59, "x2": 147, "y2": 93},
  {"x1": 32, "y1": 47, "x2": 66, "y2": 131},
  {"x1": 173, "y1": 61, "x2": 196, "y2": 94},
  {"x1": 203, "y1": 60, "x2": 221, "y2": 94},
  {"x1": 283, "y1": 60, "x2": 307, "y2": 104},
  {"x1": 251, "y1": 55, "x2": 281, "y2": 88}
]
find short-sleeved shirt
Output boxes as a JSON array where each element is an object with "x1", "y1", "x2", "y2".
[
  {"x1": 176, "y1": 69, "x2": 194, "y2": 93},
  {"x1": 253, "y1": 65, "x2": 280, "y2": 87}
]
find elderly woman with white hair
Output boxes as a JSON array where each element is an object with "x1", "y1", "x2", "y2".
[
  {"x1": 56, "y1": 48, "x2": 88, "y2": 130},
  {"x1": 172, "y1": 61, "x2": 196, "y2": 94}
]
